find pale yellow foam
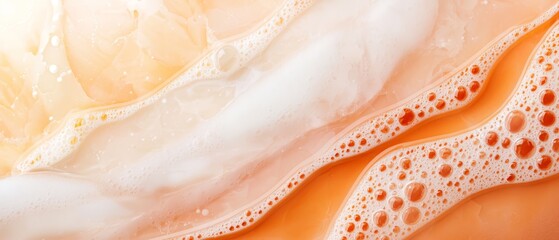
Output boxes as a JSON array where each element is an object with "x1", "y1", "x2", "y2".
[{"x1": 0, "y1": 0, "x2": 283, "y2": 175}]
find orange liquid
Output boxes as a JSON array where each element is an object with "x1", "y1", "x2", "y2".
[
  {"x1": 224, "y1": 11, "x2": 556, "y2": 240},
  {"x1": 411, "y1": 175, "x2": 559, "y2": 240}
]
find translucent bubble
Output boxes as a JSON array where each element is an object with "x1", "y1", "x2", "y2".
[
  {"x1": 215, "y1": 45, "x2": 240, "y2": 72},
  {"x1": 506, "y1": 110, "x2": 526, "y2": 133},
  {"x1": 405, "y1": 183, "x2": 425, "y2": 202},
  {"x1": 402, "y1": 207, "x2": 421, "y2": 225}
]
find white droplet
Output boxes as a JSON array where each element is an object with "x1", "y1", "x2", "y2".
[
  {"x1": 161, "y1": 98, "x2": 167, "y2": 104},
  {"x1": 48, "y1": 116, "x2": 54, "y2": 121},
  {"x1": 201, "y1": 209, "x2": 209, "y2": 216},
  {"x1": 51, "y1": 36, "x2": 60, "y2": 47},
  {"x1": 49, "y1": 64, "x2": 58, "y2": 74}
]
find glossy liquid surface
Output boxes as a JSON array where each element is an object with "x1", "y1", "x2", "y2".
[{"x1": 1, "y1": 1, "x2": 559, "y2": 239}]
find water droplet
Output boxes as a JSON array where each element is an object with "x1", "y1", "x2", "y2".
[
  {"x1": 375, "y1": 189, "x2": 387, "y2": 201},
  {"x1": 440, "y1": 148, "x2": 452, "y2": 159},
  {"x1": 502, "y1": 138, "x2": 511, "y2": 148},
  {"x1": 538, "y1": 111, "x2": 556, "y2": 126},
  {"x1": 402, "y1": 207, "x2": 421, "y2": 225},
  {"x1": 541, "y1": 89, "x2": 555, "y2": 105},
  {"x1": 438, "y1": 164, "x2": 452, "y2": 177},
  {"x1": 506, "y1": 110, "x2": 526, "y2": 133},
  {"x1": 455, "y1": 86, "x2": 467, "y2": 101},
  {"x1": 539, "y1": 131, "x2": 549, "y2": 141},
  {"x1": 469, "y1": 81, "x2": 480, "y2": 92},
  {"x1": 201, "y1": 209, "x2": 209, "y2": 216},
  {"x1": 398, "y1": 108, "x2": 415, "y2": 126},
  {"x1": 346, "y1": 222, "x2": 355, "y2": 232},
  {"x1": 51, "y1": 35, "x2": 60, "y2": 47},
  {"x1": 486, "y1": 131, "x2": 498, "y2": 146},
  {"x1": 379, "y1": 164, "x2": 387, "y2": 172},
  {"x1": 349, "y1": 215, "x2": 358, "y2": 224},
  {"x1": 540, "y1": 76, "x2": 548, "y2": 85},
  {"x1": 401, "y1": 158, "x2": 411, "y2": 170},
  {"x1": 49, "y1": 64, "x2": 58, "y2": 74},
  {"x1": 405, "y1": 183, "x2": 426, "y2": 202},
  {"x1": 553, "y1": 139, "x2": 559, "y2": 152},
  {"x1": 435, "y1": 100, "x2": 446, "y2": 110},
  {"x1": 398, "y1": 172, "x2": 407, "y2": 180},
  {"x1": 470, "y1": 65, "x2": 480, "y2": 74},
  {"x1": 428, "y1": 93, "x2": 436, "y2": 101},
  {"x1": 514, "y1": 138, "x2": 535, "y2": 159},
  {"x1": 428, "y1": 149, "x2": 436, "y2": 159},
  {"x1": 507, "y1": 173, "x2": 516, "y2": 182},
  {"x1": 356, "y1": 232, "x2": 365, "y2": 240},
  {"x1": 361, "y1": 222, "x2": 369, "y2": 231},
  {"x1": 389, "y1": 197, "x2": 403, "y2": 211},
  {"x1": 373, "y1": 211, "x2": 388, "y2": 227},
  {"x1": 537, "y1": 155, "x2": 552, "y2": 170}
]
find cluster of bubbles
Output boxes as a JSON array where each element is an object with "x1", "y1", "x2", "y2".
[
  {"x1": 15, "y1": 0, "x2": 314, "y2": 174},
  {"x1": 167, "y1": 3, "x2": 559, "y2": 240},
  {"x1": 328, "y1": 13, "x2": 559, "y2": 240}
]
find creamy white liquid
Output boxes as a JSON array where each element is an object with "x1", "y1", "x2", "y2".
[
  {"x1": 0, "y1": 0, "x2": 439, "y2": 238},
  {"x1": 1, "y1": 0, "x2": 556, "y2": 239}
]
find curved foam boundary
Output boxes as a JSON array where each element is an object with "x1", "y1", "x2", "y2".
[
  {"x1": 15, "y1": 0, "x2": 314, "y2": 173},
  {"x1": 159, "y1": 3, "x2": 559, "y2": 240},
  {"x1": 327, "y1": 16, "x2": 559, "y2": 240}
]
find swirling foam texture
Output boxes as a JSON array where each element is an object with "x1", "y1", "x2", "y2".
[
  {"x1": 1, "y1": 0, "x2": 558, "y2": 239},
  {"x1": 328, "y1": 16, "x2": 559, "y2": 240},
  {"x1": 0, "y1": 0, "x2": 439, "y2": 238},
  {"x1": 0, "y1": 0, "x2": 283, "y2": 174}
]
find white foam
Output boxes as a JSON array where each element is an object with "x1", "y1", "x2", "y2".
[
  {"x1": 0, "y1": 174, "x2": 131, "y2": 239},
  {"x1": 4, "y1": 0, "x2": 558, "y2": 239},
  {"x1": 101, "y1": 0, "x2": 438, "y2": 197},
  {"x1": 328, "y1": 14, "x2": 559, "y2": 240},
  {"x1": 1, "y1": 0, "x2": 440, "y2": 238},
  {"x1": 15, "y1": 0, "x2": 313, "y2": 172}
]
